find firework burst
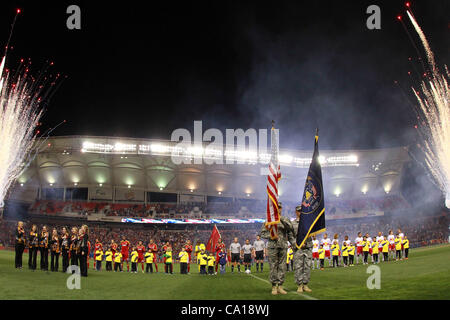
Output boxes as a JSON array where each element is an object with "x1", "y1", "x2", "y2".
[
  {"x1": 406, "y1": 10, "x2": 450, "y2": 208},
  {"x1": 0, "y1": 10, "x2": 57, "y2": 208}
]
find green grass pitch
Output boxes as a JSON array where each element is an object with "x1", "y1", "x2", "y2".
[{"x1": 1, "y1": 244, "x2": 449, "y2": 300}]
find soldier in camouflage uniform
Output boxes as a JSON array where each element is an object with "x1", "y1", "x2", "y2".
[
  {"x1": 292, "y1": 205, "x2": 313, "y2": 293},
  {"x1": 260, "y1": 202, "x2": 297, "y2": 295}
]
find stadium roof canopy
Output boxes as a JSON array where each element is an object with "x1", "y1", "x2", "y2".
[{"x1": 10, "y1": 136, "x2": 411, "y2": 203}]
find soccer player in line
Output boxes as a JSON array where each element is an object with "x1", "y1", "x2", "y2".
[
  {"x1": 403, "y1": 235, "x2": 409, "y2": 260},
  {"x1": 342, "y1": 235, "x2": 351, "y2": 265},
  {"x1": 163, "y1": 246, "x2": 173, "y2": 274},
  {"x1": 214, "y1": 238, "x2": 226, "y2": 274},
  {"x1": 178, "y1": 247, "x2": 189, "y2": 274},
  {"x1": 318, "y1": 244, "x2": 325, "y2": 270},
  {"x1": 93, "y1": 238, "x2": 103, "y2": 270},
  {"x1": 241, "y1": 239, "x2": 253, "y2": 272},
  {"x1": 144, "y1": 248, "x2": 154, "y2": 273},
  {"x1": 376, "y1": 232, "x2": 384, "y2": 261},
  {"x1": 331, "y1": 239, "x2": 340, "y2": 267},
  {"x1": 184, "y1": 240, "x2": 193, "y2": 273},
  {"x1": 120, "y1": 236, "x2": 130, "y2": 272},
  {"x1": 311, "y1": 235, "x2": 320, "y2": 270},
  {"x1": 388, "y1": 230, "x2": 396, "y2": 260},
  {"x1": 366, "y1": 233, "x2": 373, "y2": 263},
  {"x1": 130, "y1": 247, "x2": 139, "y2": 273},
  {"x1": 348, "y1": 243, "x2": 355, "y2": 266},
  {"x1": 148, "y1": 239, "x2": 159, "y2": 272},
  {"x1": 355, "y1": 232, "x2": 363, "y2": 265},
  {"x1": 398, "y1": 228, "x2": 405, "y2": 258},
  {"x1": 230, "y1": 237, "x2": 241, "y2": 273},
  {"x1": 105, "y1": 247, "x2": 113, "y2": 271},
  {"x1": 195, "y1": 240, "x2": 205, "y2": 272},
  {"x1": 321, "y1": 234, "x2": 331, "y2": 267},
  {"x1": 253, "y1": 235, "x2": 266, "y2": 273},
  {"x1": 382, "y1": 236, "x2": 389, "y2": 262},
  {"x1": 137, "y1": 241, "x2": 146, "y2": 273},
  {"x1": 95, "y1": 247, "x2": 103, "y2": 271}
]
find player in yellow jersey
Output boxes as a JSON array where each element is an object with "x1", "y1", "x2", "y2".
[
  {"x1": 318, "y1": 244, "x2": 325, "y2": 270},
  {"x1": 178, "y1": 247, "x2": 189, "y2": 274},
  {"x1": 371, "y1": 239, "x2": 379, "y2": 264},
  {"x1": 348, "y1": 243, "x2": 355, "y2": 266},
  {"x1": 382, "y1": 236, "x2": 389, "y2": 262},
  {"x1": 195, "y1": 240, "x2": 206, "y2": 272},
  {"x1": 395, "y1": 234, "x2": 402, "y2": 260},
  {"x1": 130, "y1": 247, "x2": 139, "y2": 273},
  {"x1": 402, "y1": 235, "x2": 409, "y2": 260},
  {"x1": 286, "y1": 246, "x2": 294, "y2": 272},
  {"x1": 341, "y1": 242, "x2": 349, "y2": 267},
  {"x1": 207, "y1": 252, "x2": 216, "y2": 275},
  {"x1": 144, "y1": 248, "x2": 154, "y2": 273},
  {"x1": 198, "y1": 249, "x2": 208, "y2": 275},
  {"x1": 95, "y1": 248, "x2": 103, "y2": 271},
  {"x1": 114, "y1": 251, "x2": 122, "y2": 272},
  {"x1": 362, "y1": 236, "x2": 369, "y2": 265},
  {"x1": 331, "y1": 240, "x2": 340, "y2": 267}
]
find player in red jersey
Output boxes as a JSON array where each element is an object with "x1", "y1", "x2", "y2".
[
  {"x1": 93, "y1": 239, "x2": 103, "y2": 269},
  {"x1": 148, "y1": 239, "x2": 158, "y2": 272},
  {"x1": 111, "y1": 239, "x2": 118, "y2": 255},
  {"x1": 162, "y1": 241, "x2": 170, "y2": 264},
  {"x1": 136, "y1": 241, "x2": 146, "y2": 272},
  {"x1": 214, "y1": 238, "x2": 225, "y2": 273},
  {"x1": 120, "y1": 236, "x2": 131, "y2": 272},
  {"x1": 184, "y1": 240, "x2": 193, "y2": 273}
]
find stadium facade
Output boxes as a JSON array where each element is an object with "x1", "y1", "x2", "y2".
[{"x1": 8, "y1": 136, "x2": 410, "y2": 206}]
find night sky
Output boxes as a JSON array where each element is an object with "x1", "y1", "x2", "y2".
[{"x1": 1, "y1": 0, "x2": 448, "y2": 150}]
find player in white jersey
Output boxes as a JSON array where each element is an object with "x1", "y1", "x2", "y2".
[
  {"x1": 311, "y1": 235, "x2": 320, "y2": 269},
  {"x1": 398, "y1": 228, "x2": 405, "y2": 257},
  {"x1": 355, "y1": 232, "x2": 364, "y2": 264},
  {"x1": 321, "y1": 234, "x2": 331, "y2": 267},
  {"x1": 376, "y1": 232, "x2": 384, "y2": 261},
  {"x1": 387, "y1": 230, "x2": 395, "y2": 260}
]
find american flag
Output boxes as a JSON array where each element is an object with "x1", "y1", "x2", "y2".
[{"x1": 265, "y1": 125, "x2": 281, "y2": 239}]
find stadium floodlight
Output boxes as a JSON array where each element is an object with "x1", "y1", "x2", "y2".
[
  {"x1": 159, "y1": 187, "x2": 163, "y2": 191},
  {"x1": 128, "y1": 185, "x2": 131, "y2": 189},
  {"x1": 74, "y1": 182, "x2": 78, "y2": 186},
  {"x1": 20, "y1": 183, "x2": 23, "y2": 187},
  {"x1": 49, "y1": 183, "x2": 53, "y2": 186},
  {"x1": 279, "y1": 154, "x2": 293, "y2": 164},
  {"x1": 99, "y1": 183, "x2": 103, "y2": 187}
]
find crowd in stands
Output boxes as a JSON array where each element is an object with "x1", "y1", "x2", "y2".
[
  {"x1": 2, "y1": 208, "x2": 448, "y2": 255},
  {"x1": 29, "y1": 195, "x2": 409, "y2": 220}
]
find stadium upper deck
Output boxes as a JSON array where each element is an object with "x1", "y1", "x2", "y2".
[{"x1": 8, "y1": 136, "x2": 411, "y2": 205}]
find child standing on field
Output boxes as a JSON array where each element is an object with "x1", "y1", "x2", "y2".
[
  {"x1": 218, "y1": 249, "x2": 227, "y2": 274},
  {"x1": 318, "y1": 244, "x2": 325, "y2": 270}
]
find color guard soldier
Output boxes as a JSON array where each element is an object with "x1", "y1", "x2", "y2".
[
  {"x1": 39, "y1": 226, "x2": 49, "y2": 271},
  {"x1": 50, "y1": 228, "x2": 60, "y2": 272},
  {"x1": 15, "y1": 221, "x2": 26, "y2": 269},
  {"x1": 28, "y1": 224, "x2": 39, "y2": 270}
]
